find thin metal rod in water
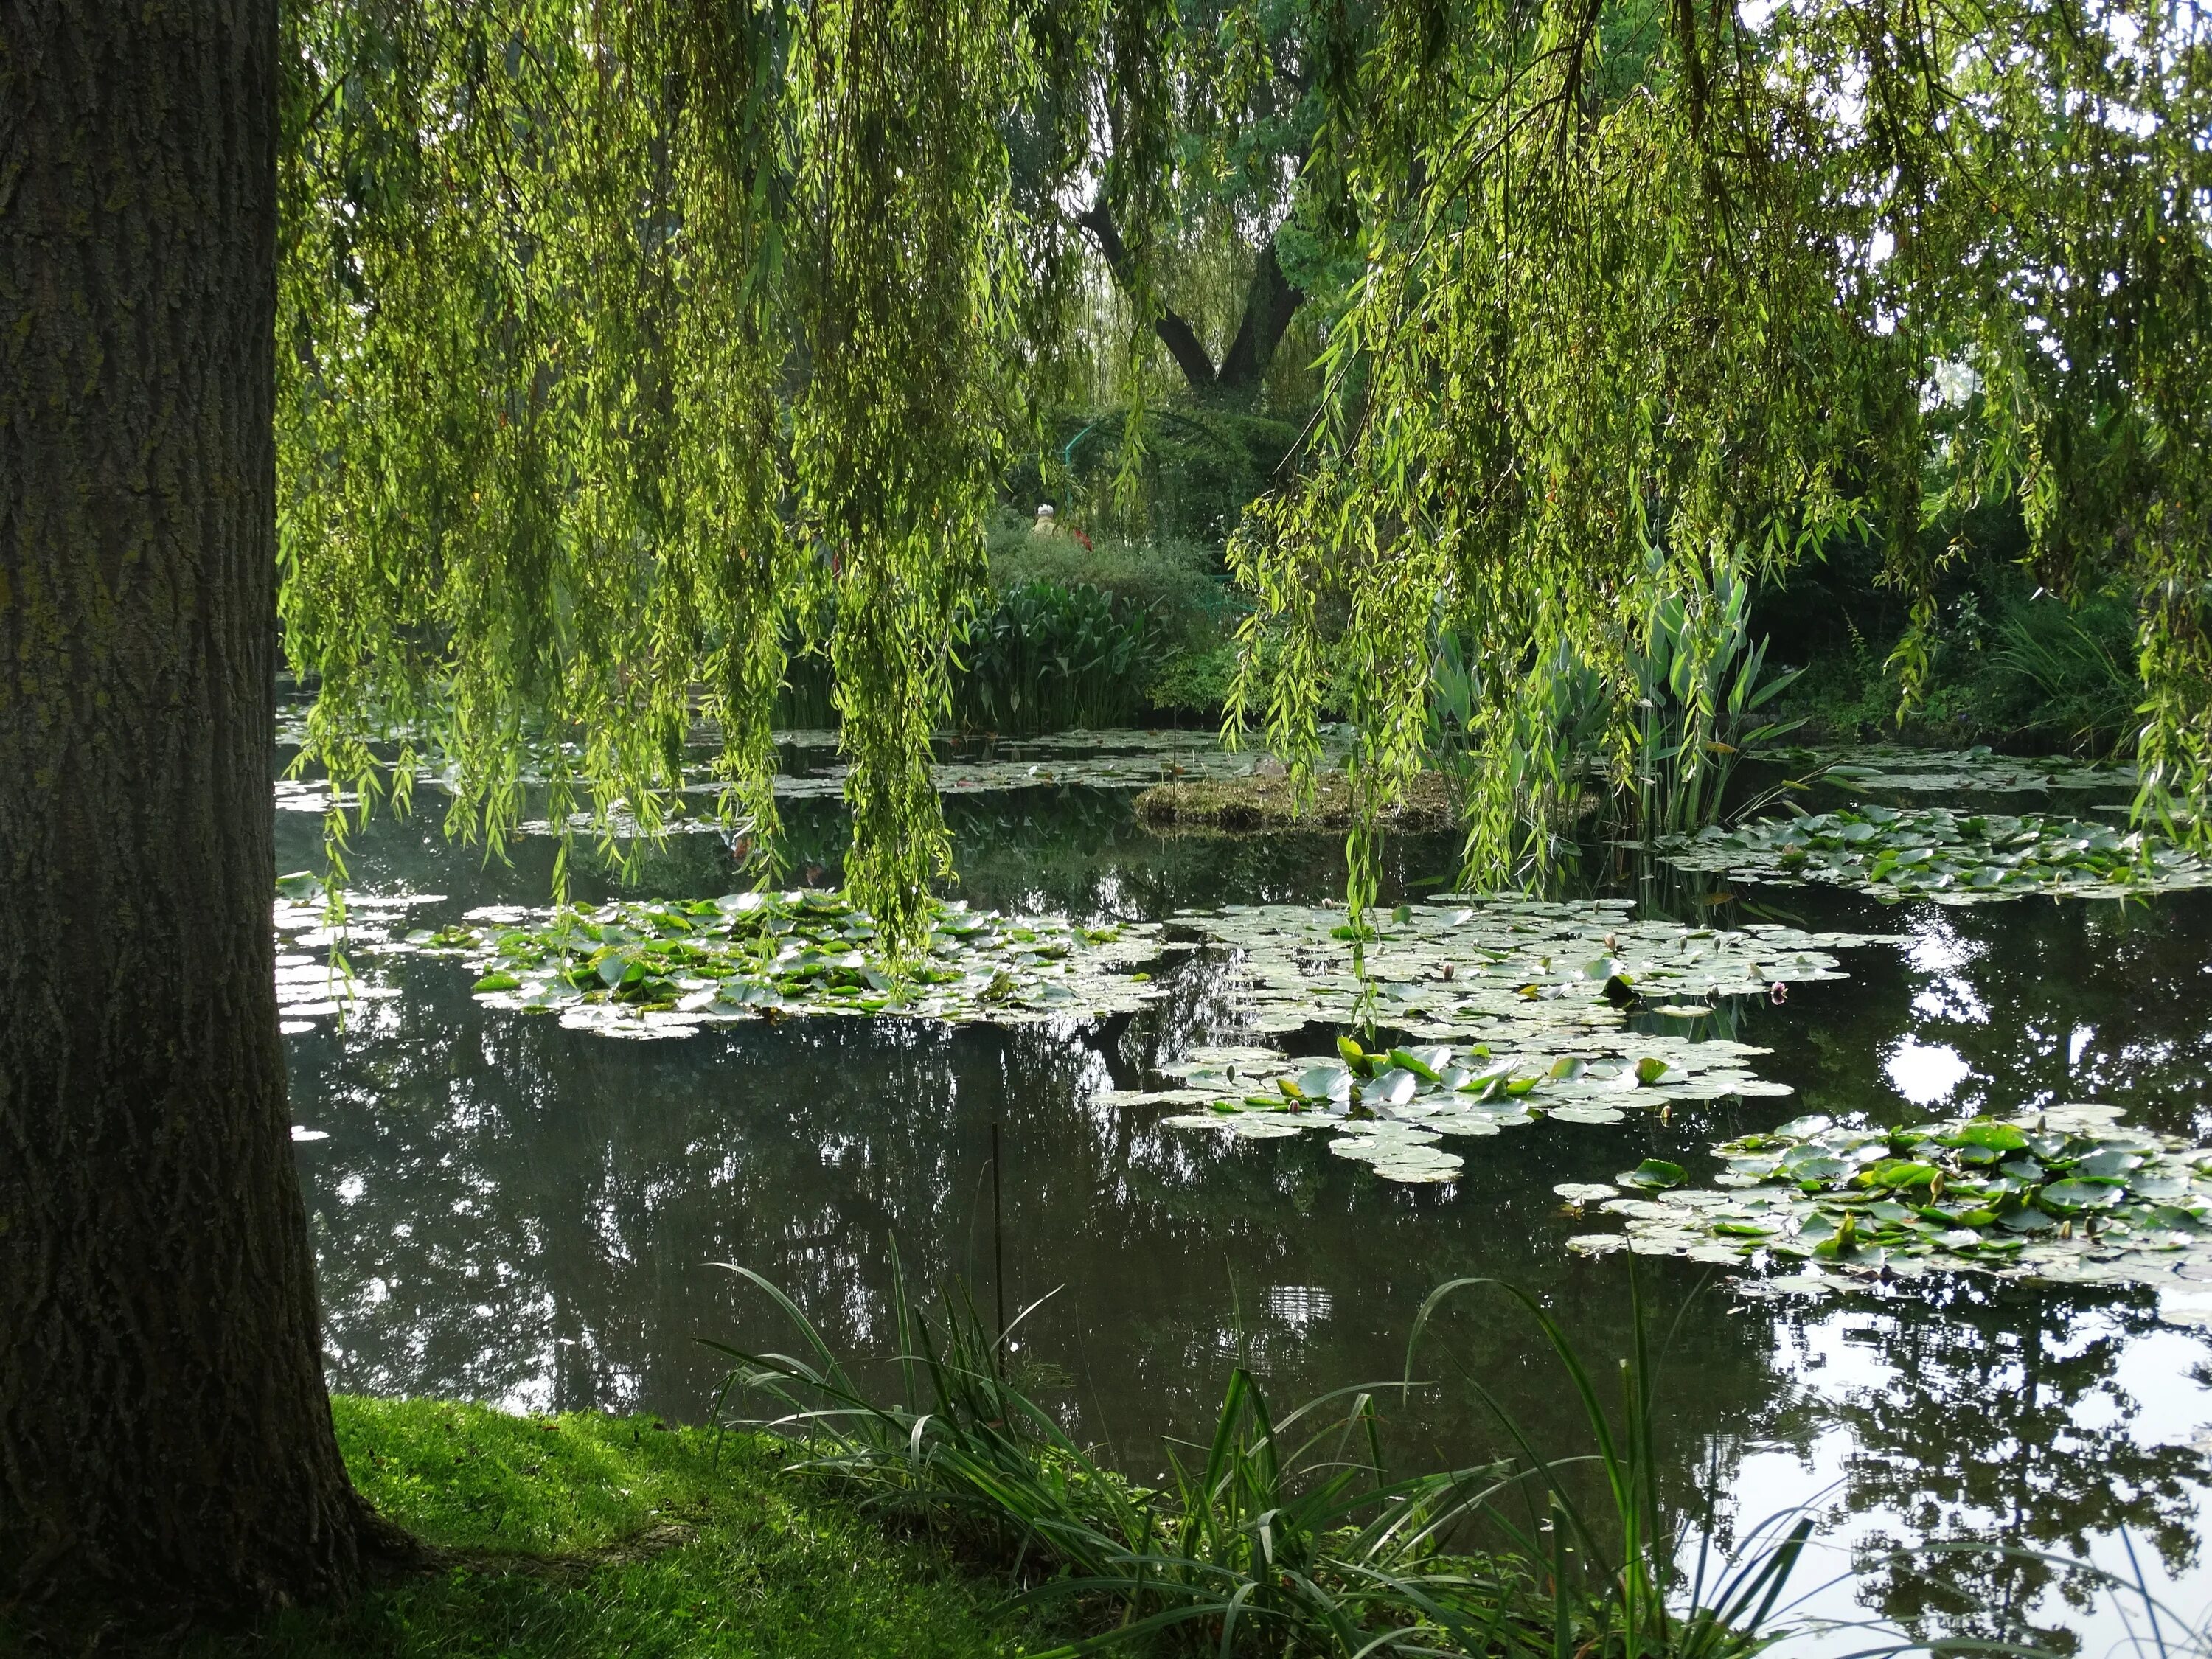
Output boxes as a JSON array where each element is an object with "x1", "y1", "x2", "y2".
[{"x1": 991, "y1": 1119, "x2": 1007, "y2": 1367}]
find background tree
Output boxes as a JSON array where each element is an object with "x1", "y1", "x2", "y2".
[{"x1": 1059, "y1": 0, "x2": 1362, "y2": 401}]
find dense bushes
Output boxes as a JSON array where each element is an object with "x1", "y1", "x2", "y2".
[
  {"x1": 767, "y1": 527, "x2": 1245, "y2": 736},
  {"x1": 953, "y1": 580, "x2": 1160, "y2": 732}
]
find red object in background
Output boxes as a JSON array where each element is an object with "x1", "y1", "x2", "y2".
[{"x1": 1071, "y1": 527, "x2": 1093, "y2": 550}]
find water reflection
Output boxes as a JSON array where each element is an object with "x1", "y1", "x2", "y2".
[{"x1": 283, "y1": 783, "x2": 2212, "y2": 1648}]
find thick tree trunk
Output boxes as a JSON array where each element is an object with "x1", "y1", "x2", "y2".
[
  {"x1": 1077, "y1": 195, "x2": 1307, "y2": 402},
  {"x1": 0, "y1": 0, "x2": 372, "y2": 1617},
  {"x1": 1215, "y1": 239, "x2": 1304, "y2": 394}
]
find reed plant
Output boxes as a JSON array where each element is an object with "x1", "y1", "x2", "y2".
[
  {"x1": 1427, "y1": 563, "x2": 1805, "y2": 867},
  {"x1": 706, "y1": 1253, "x2": 1815, "y2": 1658},
  {"x1": 956, "y1": 580, "x2": 1162, "y2": 734}
]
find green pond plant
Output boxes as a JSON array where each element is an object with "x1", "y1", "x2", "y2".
[
  {"x1": 1565, "y1": 1102, "x2": 2212, "y2": 1295},
  {"x1": 452, "y1": 891, "x2": 1165, "y2": 1037},
  {"x1": 709, "y1": 1252, "x2": 1817, "y2": 1657},
  {"x1": 1770, "y1": 745, "x2": 2132, "y2": 796},
  {"x1": 1133, "y1": 1034, "x2": 1791, "y2": 1185},
  {"x1": 1659, "y1": 806, "x2": 2212, "y2": 904}
]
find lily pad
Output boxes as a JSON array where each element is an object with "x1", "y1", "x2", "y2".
[
  {"x1": 1659, "y1": 806, "x2": 2211, "y2": 905},
  {"x1": 1571, "y1": 1104, "x2": 2212, "y2": 1293}
]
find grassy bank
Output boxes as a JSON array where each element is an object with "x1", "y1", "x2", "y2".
[{"x1": 190, "y1": 1397, "x2": 1035, "y2": 1658}]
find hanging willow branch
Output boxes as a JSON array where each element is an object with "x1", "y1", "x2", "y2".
[
  {"x1": 279, "y1": 0, "x2": 2211, "y2": 946},
  {"x1": 1229, "y1": 0, "x2": 2212, "y2": 917},
  {"x1": 276, "y1": 0, "x2": 1174, "y2": 947}
]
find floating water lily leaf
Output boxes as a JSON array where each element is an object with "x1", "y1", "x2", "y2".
[
  {"x1": 1547, "y1": 1104, "x2": 1627, "y2": 1125},
  {"x1": 1573, "y1": 1101, "x2": 2212, "y2": 1293},
  {"x1": 1621, "y1": 1158, "x2": 1687, "y2": 1190},
  {"x1": 2039, "y1": 1178, "x2": 2126, "y2": 1209},
  {"x1": 1555, "y1": 1182, "x2": 1620, "y2": 1205},
  {"x1": 1660, "y1": 806, "x2": 2211, "y2": 904}
]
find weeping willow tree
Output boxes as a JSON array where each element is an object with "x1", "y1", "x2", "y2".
[
  {"x1": 7, "y1": 0, "x2": 2211, "y2": 1623},
  {"x1": 285, "y1": 0, "x2": 2211, "y2": 953},
  {"x1": 279, "y1": 0, "x2": 1169, "y2": 945},
  {"x1": 1229, "y1": 0, "x2": 2212, "y2": 911}
]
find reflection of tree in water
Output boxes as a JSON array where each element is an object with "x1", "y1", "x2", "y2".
[
  {"x1": 1890, "y1": 892, "x2": 2212, "y2": 1143},
  {"x1": 1793, "y1": 1280, "x2": 2206, "y2": 1655},
  {"x1": 293, "y1": 946, "x2": 1787, "y2": 1486}
]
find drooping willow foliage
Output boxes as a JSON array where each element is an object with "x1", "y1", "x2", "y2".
[
  {"x1": 279, "y1": 0, "x2": 2212, "y2": 946},
  {"x1": 278, "y1": 0, "x2": 1166, "y2": 943},
  {"x1": 1229, "y1": 0, "x2": 2212, "y2": 905}
]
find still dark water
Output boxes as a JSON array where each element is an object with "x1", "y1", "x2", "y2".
[{"x1": 279, "y1": 745, "x2": 2212, "y2": 1653}]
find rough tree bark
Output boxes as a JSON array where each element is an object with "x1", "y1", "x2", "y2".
[{"x1": 0, "y1": 0, "x2": 374, "y2": 1616}]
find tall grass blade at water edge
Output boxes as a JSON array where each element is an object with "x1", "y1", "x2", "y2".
[
  {"x1": 1405, "y1": 1269, "x2": 1815, "y2": 1659},
  {"x1": 706, "y1": 1253, "x2": 1843, "y2": 1655}
]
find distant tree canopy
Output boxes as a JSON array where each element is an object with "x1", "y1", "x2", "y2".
[{"x1": 279, "y1": 0, "x2": 2212, "y2": 939}]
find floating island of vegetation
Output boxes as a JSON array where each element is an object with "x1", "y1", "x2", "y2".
[
  {"x1": 1131, "y1": 769, "x2": 1454, "y2": 835},
  {"x1": 1660, "y1": 805, "x2": 2212, "y2": 903},
  {"x1": 1563, "y1": 1102, "x2": 2212, "y2": 1294}
]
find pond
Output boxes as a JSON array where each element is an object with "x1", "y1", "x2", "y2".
[{"x1": 278, "y1": 726, "x2": 2212, "y2": 1655}]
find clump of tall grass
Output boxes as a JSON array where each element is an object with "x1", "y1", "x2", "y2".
[
  {"x1": 1984, "y1": 590, "x2": 2143, "y2": 754},
  {"x1": 706, "y1": 1254, "x2": 1813, "y2": 1657}
]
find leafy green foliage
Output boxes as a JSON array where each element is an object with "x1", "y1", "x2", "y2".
[
  {"x1": 713, "y1": 1257, "x2": 1810, "y2": 1656},
  {"x1": 1230, "y1": 0, "x2": 2212, "y2": 918},
  {"x1": 1427, "y1": 563, "x2": 1803, "y2": 872},
  {"x1": 276, "y1": 0, "x2": 2212, "y2": 948},
  {"x1": 956, "y1": 582, "x2": 1163, "y2": 734},
  {"x1": 276, "y1": 1, "x2": 1174, "y2": 947}
]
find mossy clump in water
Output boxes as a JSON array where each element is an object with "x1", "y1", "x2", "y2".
[{"x1": 1133, "y1": 768, "x2": 1453, "y2": 833}]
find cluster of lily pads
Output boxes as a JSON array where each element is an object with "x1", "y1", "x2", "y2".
[
  {"x1": 271, "y1": 880, "x2": 418, "y2": 1032},
  {"x1": 1563, "y1": 1102, "x2": 2212, "y2": 1293},
  {"x1": 1133, "y1": 1032, "x2": 1790, "y2": 1183},
  {"x1": 1094, "y1": 897, "x2": 1904, "y2": 1181},
  {"x1": 1660, "y1": 805, "x2": 2211, "y2": 902},
  {"x1": 1771, "y1": 744, "x2": 2132, "y2": 796},
  {"x1": 1169, "y1": 897, "x2": 1891, "y2": 1043},
  {"x1": 279, "y1": 719, "x2": 1349, "y2": 836},
  {"x1": 447, "y1": 890, "x2": 1166, "y2": 1038}
]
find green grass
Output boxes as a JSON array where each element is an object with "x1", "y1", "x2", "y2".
[{"x1": 198, "y1": 1396, "x2": 1037, "y2": 1658}]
